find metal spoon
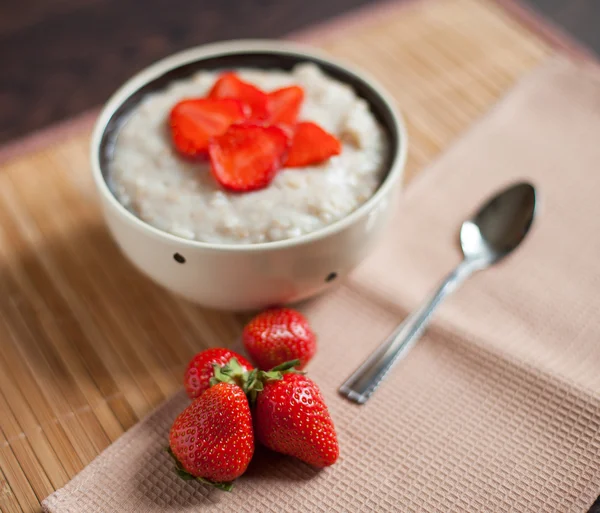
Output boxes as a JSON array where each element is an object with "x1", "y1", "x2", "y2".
[{"x1": 339, "y1": 181, "x2": 537, "y2": 404}]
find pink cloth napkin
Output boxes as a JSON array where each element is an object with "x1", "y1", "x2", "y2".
[{"x1": 43, "y1": 56, "x2": 600, "y2": 512}]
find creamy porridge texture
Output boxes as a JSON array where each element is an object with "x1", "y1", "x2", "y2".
[{"x1": 110, "y1": 63, "x2": 389, "y2": 244}]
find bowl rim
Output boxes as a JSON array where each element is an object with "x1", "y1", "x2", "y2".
[{"x1": 90, "y1": 39, "x2": 408, "y2": 253}]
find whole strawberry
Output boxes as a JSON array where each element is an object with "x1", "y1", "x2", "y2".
[
  {"x1": 184, "y1": 348, "x2": 253, "y2": 400},
  {"x1": 254, "y1": 373, "x2": 338, "y2": 468},
  {"x1": 169, "y1": 382, "x2": 254, "y2": 489},
  {"x1": 242, "y1": 308, "x2": 316, "y2": 370}
]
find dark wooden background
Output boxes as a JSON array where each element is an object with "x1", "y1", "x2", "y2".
[
  {"x1": 0, "y1": 0, "x2": 382, "y2": 145},
  {"x1": 0, "y1": 0, "x2": 599, "y2": 511},
  {"x1": 0, "y1": 0, "x2": 598, "y2": 146}
]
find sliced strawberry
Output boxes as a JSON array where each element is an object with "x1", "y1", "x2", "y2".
[
  {"x1": 209, "y1": 72, "x2": 270, "y2": 122},
  {"x1": 285, "y1": 121, "x2": 342, "y2": 168},
  {"x1": 169, "y1": 98, "x2": 248, "y2": 157},
  {"x1": 267, "y1": 86, "x2": 304, "y2": 126},
  {"x1": 208, "y1": 124, "x2": 290, "y2": 192}
]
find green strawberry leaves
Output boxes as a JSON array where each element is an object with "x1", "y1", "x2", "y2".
[
  {"x1": 209, "y1": 357, "x2": 304, "y2": 404},
  {"x1": 247, "y1": 359, "x2": 304, "y2": 404},
  {"x1": 209, "y1": 357, "x2": 248, "y2": 388},
  {"x1": 167, "y1": 447, "x2": 234, "y2": 492},
  {"x1": 269, "y1": 359, "x2": 302, "y2": 373},
  {"x1": 166, "y1": 447, "x2": 233, "y2": 492}
]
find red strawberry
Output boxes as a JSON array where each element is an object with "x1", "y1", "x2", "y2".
[
  {"x1": 209, "y1": 72, "x2": 270, "y2": 121},
  {"x1": 169, "y1": 98, "x2": 248, "y2": 157},
  {"x1": 169, "y1": 382, "x2": 254, "y2": 489},
  {"x1": 285, "y1": 121, "x2": 342, "y2": 168},
  {"x1": 267, "y1": 86, "x2": 304, "y2": 126},
  {"x1": 242, "y1": 307, "x2": 316, "y2": 370},
  {"x1": 184, "y1": 348, "x2": 254, "y2": 400},
  {"x1": 208, "y1": 124, "x2": 290, "y2": 192},
  {"x1": 254, "y1": 373, "x2": 338, "y2": 468}
]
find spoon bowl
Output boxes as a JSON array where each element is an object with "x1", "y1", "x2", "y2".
[{"x1": 460, "y1": 182, "x2": 536, "y2": 264}]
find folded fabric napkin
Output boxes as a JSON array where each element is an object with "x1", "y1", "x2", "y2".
[{"x1": 43, "y1": 56, "x2": 600, "y2": 512}]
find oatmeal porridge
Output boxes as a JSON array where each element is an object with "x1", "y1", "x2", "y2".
[{"x1": 109, "y1": 63, "x2": 389, "y2": 244}]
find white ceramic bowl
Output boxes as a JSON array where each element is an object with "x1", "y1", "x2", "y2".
[{"x1": 91, "y1": 40, "x2": 407, "y2": 311}]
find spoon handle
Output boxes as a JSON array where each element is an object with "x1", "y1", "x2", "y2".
[{"x1": 339, "y1": 259, "x2": 476, "y2": 404}]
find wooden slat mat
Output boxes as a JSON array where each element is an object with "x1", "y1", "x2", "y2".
[{"x1": 0, "y1": 0, "x2": 560, "y2": 511}]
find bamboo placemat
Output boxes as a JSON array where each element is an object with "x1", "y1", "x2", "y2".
[{"x1": 0, "y1": 0, "x2": 577, "y2": 511}]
